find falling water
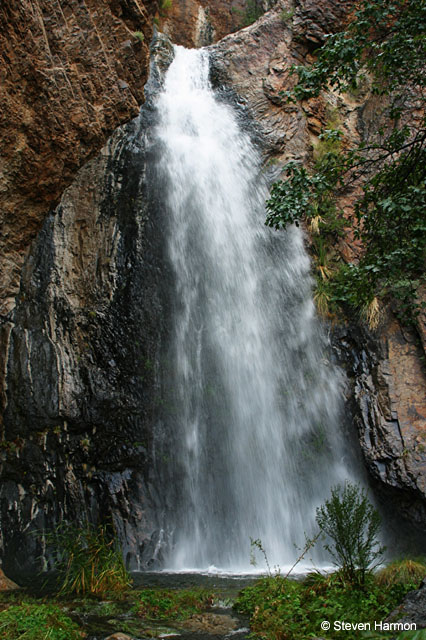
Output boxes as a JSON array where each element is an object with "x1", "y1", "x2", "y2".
[{"x1": 153, "y1": 46, "x2": 349, "y2": 571}]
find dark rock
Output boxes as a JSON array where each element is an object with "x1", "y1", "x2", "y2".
[{"x1": 387, "y1": 579, "x2": 426, "y2": 629}]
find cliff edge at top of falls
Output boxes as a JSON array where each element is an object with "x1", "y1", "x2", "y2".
[{"x1": 0, "y1": 0, "x2": 160, "y2": 318}]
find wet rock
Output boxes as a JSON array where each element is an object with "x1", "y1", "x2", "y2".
[
  {"x1": 0, "y1": 59, "x2": 171, "y2": 578},
  {"x1": 332, "y1": 320, "x2": 426, "y2": 545},
  {"x1": 0, "y1": 0, "x2": 424, "y2": 578},
  {"x1": 181, "y1": 612, "x2": 239, "y2": 634}
]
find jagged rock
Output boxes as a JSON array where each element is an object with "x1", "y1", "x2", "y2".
[
  {"x1": 332, "y1": 320, "x2": 426, "y2": 544},
  {"x1": 292, "y1": 0, "x2": 354, "y2": 51},
  {"x1": 160, "y1": 0, "x2": 279, "y2": 48}
]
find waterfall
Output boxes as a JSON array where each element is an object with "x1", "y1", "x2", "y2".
[{"x1": 152, "y1": 46, "x2": 350, "y2": 572}]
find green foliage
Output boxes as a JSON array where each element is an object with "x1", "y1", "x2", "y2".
[
  {"x1": 266, "y1": 127, "x2": 343, "y2": 231},
  {"x1": 288, "y1": 0, "x2": 426, "y2": 101},
  {"x1": 0, "y1": 603, "x2": 82, "y2": 640},
  {"x1": 267, "y1": 0, "x2": 426, "y2": 325},
  {"x1": 280, "y1": 8, "x2": 294, "y2": 24},
  {"x1": 47, "y1": 522, "x2": 131, "y2": 597},
  {"x1": 160, "y1": 0, "x2": 172, "y2": 14},
  {"x1": 316, "y1": 483, "x2": 385, "y2": 585},
  {"x1": 133, "y1": 31, "x2": 145, "y2": 43},
  {"x1": 232, "y1": 0, "x2": 264, "y2": 28},
  {"x1": 376, "y1": 558, "x2": 426, "y2": 587},
  {"x1": 234, "y1": 572, "x2": 413, "y2": 640},
  {"x1": 134, "y1": 588, "x2": 214, "y2": 620}
]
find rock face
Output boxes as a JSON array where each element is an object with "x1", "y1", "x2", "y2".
[
  {"x1": 160, "y1": 0, "x2": 278, "y2": 48},
  {"x1": 0, "y1": 57, "x2": 173, "y2": 577},
  {"x1": 388, "y1": 579, "x2": 426, "y2": 628},
  {"x1": 0, "y1": 0, "x2": 158, "y2": 318}
]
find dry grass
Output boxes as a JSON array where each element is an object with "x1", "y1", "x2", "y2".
[
  {"x1": 362, "y1": 296, "x2": 381, "y2": 330},
  {"x1": 376, "y1": 559, "x2": 426, "y2": 587},
  {"x1": 309, "y1": 215, "x2": 323, "y2": 235},
  {"x1": 314, "y1": 287, "x2": 330, "y2": 317}
]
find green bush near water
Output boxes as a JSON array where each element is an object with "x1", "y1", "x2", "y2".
[
  {"x1": 234, "y1": 571, "x2": 422, "y2": 640},
  {"x1": 316, "y1": 482, "x2": 385, "y2": 585},
  {"x1": 235, "y1": 485, "x2": 424, "y2": 639}
]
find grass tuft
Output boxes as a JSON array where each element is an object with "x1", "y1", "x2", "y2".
[
  {"x1": 47, "y1": 522, "x2": 131, "y2": 597},
  {"x1": 376, "y1": 558, "x2": 426, "y2": 587},
  {"x1": 362, "y1": 296, "x2": 382, "y2": 330}
]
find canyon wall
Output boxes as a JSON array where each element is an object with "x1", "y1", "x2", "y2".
[{"x1": 0, "y1": 0, "x2": 160, "y2": 318}]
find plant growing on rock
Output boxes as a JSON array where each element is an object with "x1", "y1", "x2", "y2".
[
  {"x1": 267, "y1": 0, "x2": 426, "y2": 326},
  {"x1": 133, "y1": 31, "x2": 145, "y2": 43},
  {"x1": 316, "y1": 482, "x2": 385, "y2": 585}
]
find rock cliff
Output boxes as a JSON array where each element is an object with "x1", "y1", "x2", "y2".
[
  {"x1": 1, "y1": 100, "x2": 170, "y2": 577},
  {"x1": 0, "y1": 0, "x2": 158, "y2": 316}
]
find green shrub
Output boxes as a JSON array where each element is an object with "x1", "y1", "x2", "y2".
[
  {"x1": 280, "y1": 8, "x2": 295, "y2": 23},
  {"x1": 234, "y1": 572, "x2": 415, "y2": 640},
  {"x1": 0, "y1": 603, "x2": 82, "y2": 640},
  {"x1": 48, "y1": 522, "x2": 131, "y2": 597},
  {"x1": 316, "y1": 482, "x2": 385, "y2": 585}
]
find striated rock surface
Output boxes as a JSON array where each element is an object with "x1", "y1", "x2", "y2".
[
  {"x1": 0, "y1": 60, "x2": 172, "y2": 576},
  {"x1": 0, "y1": 0, "x2": 158, "y2": 317}
]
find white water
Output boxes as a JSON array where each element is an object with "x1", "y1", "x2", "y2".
[{"x1": 153, "y1": 46, "x2": 350, "y2": 571}]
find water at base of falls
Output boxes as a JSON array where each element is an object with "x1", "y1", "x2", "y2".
[{"x1": 151, "y1": 46, "x2": 351, "y2": 572}]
